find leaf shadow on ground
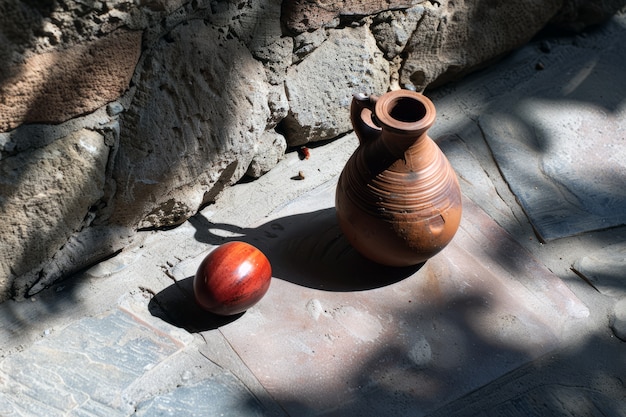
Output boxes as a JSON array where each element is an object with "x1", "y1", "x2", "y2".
[{"x1": 149, "y1": 207, "x2": 423, "y2": 332}]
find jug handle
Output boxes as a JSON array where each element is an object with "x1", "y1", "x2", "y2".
[{"x1": 350, "y1": 93, "x2": 381, "y2": 144}]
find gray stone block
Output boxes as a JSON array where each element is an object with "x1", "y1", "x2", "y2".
[
  {"x1": 133, "y1": 374, "x2": 266, "y2": 417},
  {"x1": 0, "y1": 308, "x2": 188, "y2": 415}
]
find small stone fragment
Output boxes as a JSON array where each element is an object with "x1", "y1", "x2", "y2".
[{"x1": 107, "y1": 101, "x2": 125, "y2": 116}]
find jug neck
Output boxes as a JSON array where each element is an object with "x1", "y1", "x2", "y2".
[{"x1": 375, "y1": 91, "x2": 436, "y2": 157}]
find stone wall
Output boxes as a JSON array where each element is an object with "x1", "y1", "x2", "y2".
[{"x1": 0, "y1": 0, "x2": 622, "y2": 300}]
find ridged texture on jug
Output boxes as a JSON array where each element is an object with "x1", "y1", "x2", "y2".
[{"x1": 336, "y1": 90, "x2": 462, "y2": 266}]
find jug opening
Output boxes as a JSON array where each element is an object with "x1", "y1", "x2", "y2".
[{"x1": 388, "y1": 97, "x2": 427, "y2": 123}]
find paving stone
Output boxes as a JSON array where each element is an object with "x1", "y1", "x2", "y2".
[
  {"x1": 191, "y1": 180, "x2": 589, "y2": 416},
  {"x1": 142, "y1": 280, "x2": 289, "y2": 416},
  {"x1": 435, "y1": 379, "x2": 625, "y2": 417},
  {"x1": 0, "y1": 304, "x2": 191, "y2": 416},
  {"x1": 427, "y1": 330, "x2": 626, "y2": 417},
  {"x1": 133, "y1": 373, "x2": 267, "y2": 417},
  {"x1": 477, "y1": 17, "x2": 626, "y2": 241},
  {"x1": 437, "y1": 132, "x2": 514, "y2": 225},
  {"x1": 572, "y1": 242, "x2": 626, "y2": 297}
]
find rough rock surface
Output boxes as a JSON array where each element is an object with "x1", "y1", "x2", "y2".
[
  {"x1": 0, "y1": 125, "x2": 110, "y2": 297},
  {"x1": 552, "y1": 0, "x2": 626, "y2": 30},
  {"x1": 399, "y1": 0, "x2": 564, "y2": 90},
  {"x1": 281, "y1": 0, "x2": 418, "y2": 34},
  {"x1": 111, "y1": 20, "x2": 270, "y2": 229},
  {"x1": 282, "y1": 26, "x2": 390, "y2": 146},
  {"x1": 371, "y1": 6, "x2": 423, "y2": 60},
  {"x1": 246, "y1": 131, "x2": 288, "y2": 178},
  {"x1": 0, "y1": 29, "x2": 141, "y2": 132}
]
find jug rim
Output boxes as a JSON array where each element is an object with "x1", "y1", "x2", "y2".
[{"x1": 375, "y1": 90, "x2": 436, "y2": 133}]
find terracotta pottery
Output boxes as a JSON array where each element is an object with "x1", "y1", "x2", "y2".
[{"x1": 335, "y1": 90, "x2": 462, "y2": 266}]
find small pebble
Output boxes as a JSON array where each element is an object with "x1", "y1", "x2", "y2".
[
  {"x1": 181, "y1": 370, "x2": 193, "y2": 382},
  {"x1": 535, "y1": 62, "x2": 545, "y2": 70}
]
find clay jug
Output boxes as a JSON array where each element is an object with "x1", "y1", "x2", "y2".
[{"x1": 335, "y1": 90, "x2": 462, "y2": 266}]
